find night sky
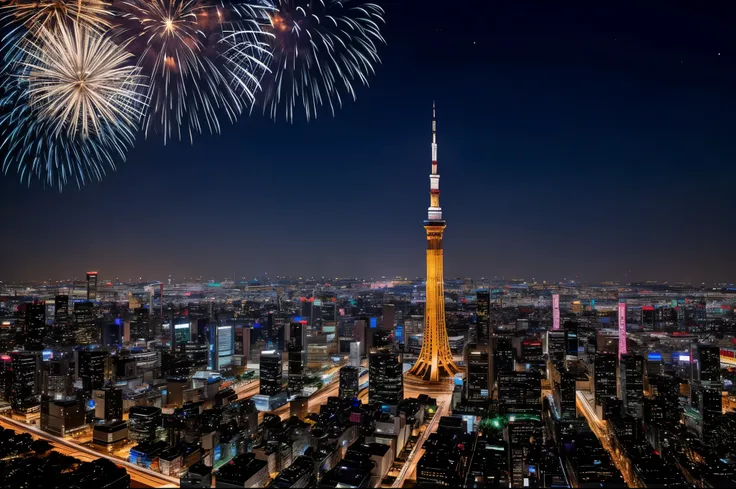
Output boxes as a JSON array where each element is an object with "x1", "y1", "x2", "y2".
[{"x1": 2, "y1": 1, "x2": 735, "y2": 284}]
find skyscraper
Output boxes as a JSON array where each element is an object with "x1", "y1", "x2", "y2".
[
  {"x1": 86, "y1": 271, "x2": 98, "y2": 301},
  {"x1": 369, "y1": 350, "x2": 403, "y2": 407},
  {"x1": 408, "y1": 103, "x2": 459, "y2": 382},
  {"x1": 619, "y1": 354, "x2": 644, "y2": 418},
  {"x1": 476, "y1": 291, "x2": 490, "y2": 344},
  {"x1": 339, "y1": 366, "x2": 360, "y2": 400},
  {"x1": 552, "y1": 294, "x2": 560, "y2": 331},
  {"x1": 288, "y1": 321, "x2": 307, "y2": 395},
  {"x1": 464, "y1": 343, "x2": 491, "y2": 402},
  {"x1": 259, "y1": 352, "x2": 283, "y2": 396},
  {"x1": 697, "y1": 344, "x2": 720, "y2": 385},
  {"x1": 618, "y1": 300, "x2": 627, "y2": 359},
  {"x1": 24, "y1": 302, "x2": 46, "y2": 346},
  {"x1": 594, "y1": 352, "x2": 617, "y2": 407}
]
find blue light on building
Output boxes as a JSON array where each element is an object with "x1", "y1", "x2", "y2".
[{"x1": 370, "y1": 317, "x2": 377, "y2": 329}]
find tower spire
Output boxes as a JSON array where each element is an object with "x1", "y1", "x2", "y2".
[{"x1": 428, "y1": 102, "x2": 442, "y2": 221}]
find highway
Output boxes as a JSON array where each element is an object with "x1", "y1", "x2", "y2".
[
  {"x1": 392, "y1": 400, "x2": 447, "y2": 488},
  {"x1": 0, "y1": 416, "x2": 179, "y2": 488}
]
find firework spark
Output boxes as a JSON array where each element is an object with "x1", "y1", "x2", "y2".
[
  {"x1": 114, "y1": 0, "x2": 272, "y2": 144},
  {"x1": 260, "y1": 0, "x2": 385, "y2": 122},
  {"x1": 0, "y1": 74, "x2": 137, "y2": 191},
  {"x1": 0, "y1": 0, "x2": 113, "y2": 70},
  {"x1": 22, "y1": 21, "x2": 147, "y2": 140}
]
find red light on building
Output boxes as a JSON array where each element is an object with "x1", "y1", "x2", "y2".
[
  {"x1": 299, "y1": 320, "x2": 308, "y2": 325},
  {"x1": 300, "y1": 297, "x2": 306, "y2": 302},
  {"x1": 642, "y1": 305, "x2": 654, "y2": 311}
]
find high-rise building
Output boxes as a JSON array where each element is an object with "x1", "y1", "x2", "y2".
[
  {"x1": 464, "y1": 343, "x2": 490, "y2": 402},
  {"x1": 42, "y1": 355, "x2": 75, "y2": 401},
  {"x1": 349, "y1": 341, "x2": 361, "y2": 367},
  {"x1": 74, "y1": 301, "x2": 98, "y2": 345},
  {"x1": 554, "y1": 369, "x2": 577, "y2": 419},
  {"x1": 128, "y1": 405, "x2": 162, "y2": 442},
  {"x1": 86, "y1": 271, "x2": 98, "y2": 301},
  {"x1": 619, "y1": 354, "x2": 644, "y2": 418},
  {"x1": 699, "y1": 386, "x2": 722, "y2": 442},
  {"x1": 76, "y1": 350, "x2": 108, "y2": 393},
  {"x1": 506, "y1": 418, "x2": 542, "y2": 488},
  {"x1": 407, "y1": 103, "x2": 459, "y2": 382},
  {"x1": 594, "y1": 352, "x2": 617, "y2": 407},
  {"x1": 476, "y1": 291, "x2": 490, "y2": 344},
  {"x1": 339, "y1": 366, "x2": 360, "y2": 400},
  {"x1": 9, "y1": 351, "x2": 42, "y2": 413},
  {"x1": 547, "y1": 331, "x2": 566, "y2": 361},
  {"x1": 130, "y1": 307, "x2": 151, "y2": 342},
  {"x1": 24, "y1": 302, "x2": 46, "y2": 346},
  {"x1": 493, "y1": 337, "x2": 515, "y2": 383},
  {"x1": 618, "y1": 301, "x2": 627, "y2": 359},
  {"x1": 697, "y1": 344, "x2": 721, "y2": 385},
  {"x1": 54, "y1": 295, "x2": 69, "y2": 327},
  {"x1": 564, "y1": 320, "x2": 579, "y2": 357},
  {"x1": 288, "y1": 321, "x2": 307, "y2": 395},
  {"x1": 259, "y1": 352, "x2": 283, "y2": 396},
  {"x1": 498, "y1": 371, "x2": 541, "y2": 415},
  {"x1": 552, "y1": 294, "x2": 560, "y2": 331},
  {"x1": 381, "y1": 304, "x2": 395, "y2": 331},
  {"x1": 93, "y1": 387, "x2": 123, "y2": 422},
  {"x1": 369, "y1": 350, "x2": 403, "y2": 407}
]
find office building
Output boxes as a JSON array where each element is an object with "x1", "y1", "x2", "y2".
[
  {"x1": 594, "y1": 352, "x2": 617, "y2": 407},
  {"x1": 87, "y1": 271, "x2": 98, "y2": 301},
  {"x1": 698, "y1": 344, "x2": 721, "y2": 385},
  {"x1": 349, "y1": 341, "x2": 361, "y2": 367},
  {"x1": 40, "y1": 396, "x2": 86, "y2": 437},
  {"x1": 547, "y1": 331, "x2": 566, "y2": 361},
  {"x1": 128, "y1": 405, "x2": 162, "y2": 442},
  {"x1": 493, "y1": 337, "x2": 515, "y2": 383},
  {"x1": 24, "y1": 302, "x2": 46, "y2": 346},
  {"x1": 130, "y1": 307, "x2": 151, "y2": 342},
  {"x1": 619, "y1": 354, "x2": 644, "y2": 418},
  {"x1": 93, "y1": 420, "x2": 129, "y2": 447},
  {"x1": 288, "y1": 321, "x2": 307, "y2": 395},
  {"x1": 553, "y1": 369, "x2": 577, "y2": 419},
  {"x1": 76, "y1": 350, "x2": 108, "y2": 393},
  {"x1": 497, "y1": 370, "x2": 541, "y2": 415},
  {"x1": 339, "y1": 366, "x2": 360, "y2": 400},
  {"x1": 9, "y1": 351, "x2": 42, "y2": 413},
  {"x1": 181, "y1": 463, "x2": 212, "y2": 488},
  {"x1": 700, "y1": 386, "x2": 722, "y2": 441},
  {"x1": 507, "y1": 418, "x2": 542, "y2": 489},
  {"x1": 74, "y1": 301, "x2": 98, "y2": 345},
  {"x1": 464, "y1": 343, "x2": 490, "y2": 402},
  {"x1": 43, "y1": 355, "x2": 75, "y2": 401},
  {"x1": 476, "y1": 291, "x2": 490, "y2": 343},
  {"x1": 260, "y1": 351, "x2": 283, "y2": 396},
  {"x1": 93, "y1": 387, "x2": 123, "y2": 422},
  {"x1": 54, "y1": 295, "x2": 69, "y2": 327},
  {"x1": 369, "y1": 350, "x2": 403, "y2": 407}
]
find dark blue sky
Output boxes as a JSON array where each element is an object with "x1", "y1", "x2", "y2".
[{"x1": 2, "y1": 0, "x2": 736, "y2": 284}]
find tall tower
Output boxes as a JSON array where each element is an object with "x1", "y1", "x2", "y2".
[
  {"x1": 408, "y1": 102, "x2": 459, "y2": 382},
  {"x1": 618, "y1": 300, "x2": 627, "y2": 359}
]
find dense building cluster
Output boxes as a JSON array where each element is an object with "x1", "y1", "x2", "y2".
[{"x1": 1, "y1": 276, "x2": 736, "y2": 487}]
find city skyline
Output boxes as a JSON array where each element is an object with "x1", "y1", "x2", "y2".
[{"x1": 2, "y1": 1, "x2": 735, "y2": 283}]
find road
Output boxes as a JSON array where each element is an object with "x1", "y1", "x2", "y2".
[
  {"x1": 392, "y1": 400, "x2": 448, "y2": 488},
  {"x1": 575, "y1": 390, "x2": 636, "y2": 488},
  {"x1": 0, "y1": 416, "x2": 179, "y2": 488}
]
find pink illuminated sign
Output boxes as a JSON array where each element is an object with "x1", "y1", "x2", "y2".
[
  {"x1": 618, "y1": 301, "x2": 627, "y2": 358},
  {"x1": 552, "y1": 294, "x2": 560, "y2": 330}
]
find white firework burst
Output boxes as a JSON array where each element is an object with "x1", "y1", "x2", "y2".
[{"x1": 21, "y1": 20, "x2": 148, "y2": 140}]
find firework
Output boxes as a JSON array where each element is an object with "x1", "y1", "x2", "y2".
[
  {"x1": 0, "y1": 75, "x2": 135, "y2": 191},
  {"x1": 22, "y1": 21, "x2": 147, "y2": 140},
  {"x1": 114, "y1": 0, "x2": 272, "y2": 144},
  {"x1": 260, "y1": 0, "x2": 385, "y2": 122},
  {"x1": 0, "y1": 0, "x2": 113, "y2": 70},
  {"x1": 0, "y1": 21, "x2": 147, "y2": 190}
]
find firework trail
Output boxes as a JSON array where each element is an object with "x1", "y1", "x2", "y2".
[
  {"x1": 260, "y1": 0, "x2": 385, "y2": 122},
  {"x1": 114, "y1": 0, "x2": 272, "y2": 144}
]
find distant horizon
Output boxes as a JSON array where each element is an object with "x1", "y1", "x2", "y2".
[{"x1": 1, "y1": 274, "x2": 732, "y2": 287}]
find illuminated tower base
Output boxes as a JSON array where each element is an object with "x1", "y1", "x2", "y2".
[{"x1": 407, "y1": 102, "x2": 459, "y2": 382}]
